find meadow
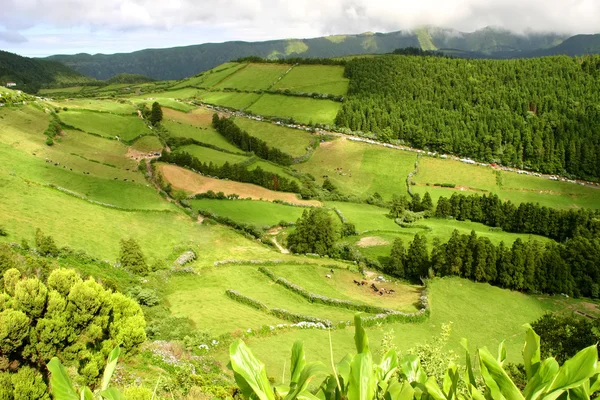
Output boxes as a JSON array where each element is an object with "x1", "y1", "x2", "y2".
[
  {"x1": 295, "y1": 138, "x2": 417, "y2": 200},
  {"x1": 197, "y1": 91, "x2": 262, "y2": 109},
  {"x1": 413, "y1": 156, "x2": 600, "y2": 209},
  {"x1": 190, "y1": 199, "x2": 308, "y2": 228},
  {"x1": 131, "y1": 135, "x2": 163, "y2": 153},
  {"x1": 233, "y1": 117, "x2": 314, "y2": 157},
  {"x1": 170, "y1": 62, "x2": 246, "y2": 90},
  {"x1": 59, "y1": 110, "x2": 151, "y2": 141},
  {"x1": 175, "y1": 144, "x2": 249, "y2": 166},
  {"x1": 53, "y1": 99, "x2": 137, "y2": 114},
  {"x1": 247, "y1": 94, "x2": 341, "y2": 125},
  {"x1": 214, "y1": 63, "x2": 290, "y2": 90},
  {"x1": 247, "y1": 159, "x2": 302, "y2": 184},
  {"x1": 272, "y1": 65, "x2": 349, "y2": 95}
]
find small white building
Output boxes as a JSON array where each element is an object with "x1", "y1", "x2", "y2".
[{"x1": 6, "y1": 82, "x2": 16, "y2": 88}]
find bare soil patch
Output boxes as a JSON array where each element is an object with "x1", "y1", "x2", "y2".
[
  {"x1": 159, "y1": 164, "x2": 321, "y2": 206},
  {"x1": 356, "y1": 236, "x2": 389, "y2": 248}
]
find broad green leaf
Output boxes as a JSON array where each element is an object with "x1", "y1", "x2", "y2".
[
  {"x1": 522, "y1": 325, "x2": 541, "y2": 380},
  {"x1": 80, "y1": 387, "x2": 93, "y2": 400},
  {"x1": 290, "y1": 341, "x2": 307, "y2": 385},
  {"x1": 424, "y1": 376, "x2": 446, "y2": 400},
  {"x1": 442, "y1": 363, "x2": 460, "y2": 400},
  {"x1": 567, "y1": 383, "x2": 589, "y2": 400},
  {"x1": 589, "y1": 373, "x2": 600, "y2": 394},
  {"x1": 470, "y1": 384, "x2": 486, "y2": 400},
  {"x1": 47, "y1": 357, "x2": 78, "y2": 400},
  {"x1": 229, "y1": 340, "x2": 276, "y2": 400},
  {"x1": 101, "y1": 346, "x2": 121, "y2": 392},
  {"x1": 399, "y1": 354, "x2": 426, "y2": 384},
  {"x1": 337, "y1": 354, "x2": 353, "y2": 387},
  {"x1": 284, "y1": 362, "x2": 329, "y2": 400},
  {"x1": 461, "y1": 338, "x2": 476, "y2": 393},
  {"x1": 354, "y1": 315, "x2": 369, "y2": 354},
  {"x1": 348, "y1": 353, "x2": 375, "y2": 400},
  {"x1": 275, "y1": 385, "x2": 291, "y2": 397},
  {"x1": 523, "y1": 358, "x2": 559, "y2": 400},
  {"x1": 479, "y1": 347, "x2": 524, "y2": 400},
  {"x1": 546, "y1": 345, "x2": 598, "y2": 396},
  {"x1": 379, "y1": 349, "x2": 399, "y2": 382},
  {"x1": 298, "y1": 391, "x2": 322, "y2": 400},
  {"x1": 498, "y1": 341, "x2": 507, "y2": 366},
  {"x1": 99, "y1": 387, "x2": 125, "y2": 400},
  {"x1": 387, "y1": 381, "x2": 415, "y2": 400}
]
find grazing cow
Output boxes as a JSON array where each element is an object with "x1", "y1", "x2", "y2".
[
  {"x1": 325, "y1": 274, "x2": 331, "y2": 279},
  {"x1": 330, "y1": 269, "x2": 334, "y2": 273}
]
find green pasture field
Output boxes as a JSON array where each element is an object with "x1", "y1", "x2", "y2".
[
  {"x1": 131, "y1": 135, "x2": 163, "y2": 153},
  {"x1": 413, "y1": 156, "x2": 600, "y2": 209},
  {"x1": 214, "y1": 63, "x2": 290, "y2": 90},
  {"x1": 247, "y1": 94, "x2": 341, "y2": 125},
  {"x1": 197, "y1": 91, "x2": 262, "y2": 109},
  {"x1": 295, "y1": 138, "x2": 417, "y2": 200},
  {"x1": 165, "y1": 263, "x2": 401, "y2": 336},
  {"x1": 270, "y1": 263, "x2": 421, "y2": 313},
  {"x1": 233, "y1": 117, "x2": 313, "y2": 157},
  {"x1": 162, "y1": 120, "x2": 240, "y2": 153},
  {"x1": 190, "y1": 199, "x2": 307, "y2": 228},
  {"x1": 176, "y1": 144, "x2": 249, "y2": 166},
  {"x1": 59, "y1": 110, "x2": 151, "y2": 141},
  {"x1": 248, "y1": 160, "x2": 302, "y2": 185},
  {"x1": 222, "y1": 276, "x2": 591, "y2": 382},
  {"x1": 132, "y1": 87, "x2": 201, "y2": 100},
  {"x1": 272, "y1": 65, "x2": 349, "y2": 96},
  {"x1": 170, "y1": 62, "x2": 247, "y2": 90},
  {"x1": 53, "y1": 99, "x2": 136, "y2": 114},
  {"x1": 39, "y1": 86, "x2": 90, "y2": 95}
]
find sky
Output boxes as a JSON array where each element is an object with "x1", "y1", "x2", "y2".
[{"x1": 2, "y1": 0, "x2": 600, "y2": 57}]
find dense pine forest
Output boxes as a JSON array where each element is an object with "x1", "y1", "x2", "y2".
[{"x1": 336, "y1": 55, "x2": 600, "y2": 180}]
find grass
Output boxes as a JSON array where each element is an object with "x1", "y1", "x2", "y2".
[
  {"x1": 161, "y1": 108, "x2": 241, "y2": 153},
  {"x1": 175, "y1": 145, "x2": 248, "y2": 166},
  {"x1": 247, "y1": 94, "x2": 341, "y2": 125},
  {"x1": 170, "y1": 63, "x2": 247, "y2": 90},
  {"x1": 214, "y1": 63, "x2": 291, "y2": 91},
  {"x1": 413, "y1": 157, "x2": 600, "y2": 209},
  {"x1": 131, "y1": 136, "x2": 163, "y2": 153},
  {"x1": 296, "y1": 138, "x2": 417, "y2": 200},
  {"x1": 59, "y1": 110, "x2": 151, "y2": 142},
  {"x1": 190, "y1": 199, "x2": 307, "y2": 228},
  {"x1": 248, "y1": 160, "x2": 302, "y2": 185},
  {"x1": 220, "y1": 276, "x2": 590, "y2": 381},
  {"x1": 233, "y1": 117, "x2": 314, "y2": 157},
  {"x1": 272, "y1": 65, "x2": 349, "y2": 96},
  {"x1": 197, "y1": 91, "x2": 262, "y2": 109},
  {"x1": 52, "y1": 99, "x2": 136, "y2": 114}
]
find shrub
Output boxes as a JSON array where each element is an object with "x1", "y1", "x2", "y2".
[
  {"x1": 127, "y1": 286, "x2": 160, "y2": 307},
  {"x1": 119, "y1": 238, "x2": 148, "y2": 275},
  {"x1": 35, "y1": 228, "x2": 58, "y2": 257}
]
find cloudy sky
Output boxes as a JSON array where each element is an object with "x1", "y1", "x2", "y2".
[{"x1": 2, "y1": 0, "x2": 599, "y2": 57}]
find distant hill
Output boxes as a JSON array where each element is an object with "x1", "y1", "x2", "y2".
[
  {"x1": 105, "y1": 73, "x2": 155, "y2": 84},
  {"x1": 0, "y1": 50, "x2": 95, "y2": 93},
  {"x1": 524, "y1": 34, "x2": 600, "y2": 57},
  {"x1": 44, "y1": 27, "x2": 574, "y2": 80}
]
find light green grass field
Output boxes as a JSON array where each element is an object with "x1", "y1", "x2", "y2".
[
  {"x1": 176, "y1": 145, "x2": 249, "y2": 166},
  {"x1": 163, "y1": 120, "x2": 240, "y2": 152},
  {"x1": 247, "y1": 94, "x2": 341, "y2": 125},
  {"x1": 190, "y1": 199, "x2": 307, "y2": 227},
  {"x1": 272, "y1": 65, "x2": 349, "y2": 96},
  {"x1": 214, "y1": 63, "x2": 290, "y2": 90},
  {"x1": 296, "y1": 138, "x2": 417, "y2": 200},
  {"x1": 131, "y1": 136, "x2": 163, "y2": 153},
  {"x1": 413, "y1": 157, "x2": 600, "y2": 209},
  {"x1": 53, "y1": 99, "x2": 136, "y2": 114},
  {"x1": 197, "y1": 91, "x2": 262, "y2": 109},
  {"x1": 222, "y1": 276, "x2": 587, "y2": 381},
  {"x1": 170, "y1": 63, "x2": 247, "y2": 90},
  {"x1": 248, "y1": 160, "x2": 302, "y2": 184},
  {"x1": 39, "y1": 86, "x2": 88, "y2": 95},
  {"x1": 59, "y1": 110, "x2": 151, "y2": 142},
  {"x1": 233, "y1": 117, "x2": 313, "y2": 157}
]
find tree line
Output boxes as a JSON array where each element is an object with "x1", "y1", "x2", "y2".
[
  {"x1": 212, "y1": 114, "x2": 294, "y2": 166},
  {"x1": 386, "y1": 230, "x2": 600, "y2": 298},
  {"x1": 159, "y1": 151, "x2": 301, "y2": 193},
  {"x1": 336, "y1": 55, "x2": 600, "y2": 180},
  {"x1": 433, "y1": 192, "x2": 600, "y2": 242},
  {"x1": 232, "y1": 56, "x2": 346, "y2": 66}
]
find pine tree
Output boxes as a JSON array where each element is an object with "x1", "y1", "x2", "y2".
[
  {"x1": 119, "y1": 238, "x2": 148, "y2": 275},
  {"x1": 405, "y1": 234, "x2": 429, "y2": 280},
  {"x1": 387, "y1": 238, "x2": 406, "y2": 278},
  {"x1": 421, "y1": 192, "x2": 434, "y2": 212}
]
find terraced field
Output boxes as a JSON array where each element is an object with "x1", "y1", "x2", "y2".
[
  {"x1": 59, "y1": 110, "x2": 151, "y2": 141},
  {"x1": 272, "y1": 65, "x2": 349, "y2": 95},
  {"x1": 233, "y1": 117, "x2": 314, "y2": 157},
  {"x1": 175, "y1": 144, "x2": 249, "y2": 166},
  {"x1": 247, "y1": 94, "x2": 341, "y2": 125},
  {"x1": 214, "y1": 63, "x2": 290, "y2": 90}
]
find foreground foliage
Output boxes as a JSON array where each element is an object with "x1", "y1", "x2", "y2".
[{"x1": 230, "y1": 315, "x2": 600, "y2": 399}]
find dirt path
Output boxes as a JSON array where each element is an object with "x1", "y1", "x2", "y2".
[{"x1": 270, "y1": 237, "x2": 289, "y2": 254}]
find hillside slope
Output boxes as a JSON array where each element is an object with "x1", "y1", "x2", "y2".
[
  {"x1": 44, "y1": 27, "x2": 569, "y2": 80},
  {"x1": 0, "y1": 50, "x2": 95, "y2": 93}
]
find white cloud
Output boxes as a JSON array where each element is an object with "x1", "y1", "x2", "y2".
[{"x1": 2, "y1": 0, "x2": 600, "y2": 56}]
